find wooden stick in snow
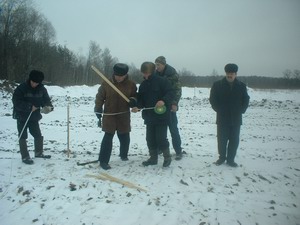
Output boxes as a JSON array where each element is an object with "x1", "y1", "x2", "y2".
[{"x1": 86, "y1": 173, "x2": 147, "y2": 192}]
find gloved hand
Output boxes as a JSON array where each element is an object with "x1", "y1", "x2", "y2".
[
  {"x1": 95, "y1": 112, "x2": 102, "y2": 120},
  {"x1": 128, "y1": 97, "x2": 137, "y2": 108},
  {"x1": 41, "y1": 106, "x2": 54, "y2": 114},
  {"x1": 95, "y1": 112, "x2": 102, "y2": 127},
  {"x1": 97, "y1": 119, "x2": 102, "y2": 128}
]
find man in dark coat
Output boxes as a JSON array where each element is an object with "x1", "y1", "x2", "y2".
[
  {"x1": 155, "y1": 56, "x2": 183, "y2": 160},
  {"x1": 94, "y1": 63, "x2": 137, "y2": 170},
  {"x1": 132, "y1": 62, "x2": 174, "y2": 167},
  {"x1": 12, "y1": 70, "x2": 54, "y2": 164},
  {"x1": 209, "y1": 63, "x2": 250, "y2": 167}
]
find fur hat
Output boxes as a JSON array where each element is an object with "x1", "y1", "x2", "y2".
[
  {"x1": 224, "y1": 63, "x2": 238, "y2": 73},
  {"x1": 155, "y1": 56, "x2": 166, "y2": 65},
  {"x1": 113, "y1": 63, "x2": 129, "y2": 76},
  {"x1": 29, "y1": 70, "x2": 44, "y2": 83}
]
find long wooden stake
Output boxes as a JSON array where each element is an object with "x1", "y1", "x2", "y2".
[
  {"x1": 67, "y1": 98, "x2": 71, "y2": 157},
  {"x1": 91, "y1": 65, "x2": 130, "y2": 103},
  {"x1": 86, "y1": 173, "x2": 147, "y2": 192}
]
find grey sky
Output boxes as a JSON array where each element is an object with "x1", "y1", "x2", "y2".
[{"x1": 36, "y1": 0, "x2": 300, "y2": 77}]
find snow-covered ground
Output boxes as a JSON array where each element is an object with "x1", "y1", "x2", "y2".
[{"x1": 0, "y1": 81, "x2": 299, "y2": 225}]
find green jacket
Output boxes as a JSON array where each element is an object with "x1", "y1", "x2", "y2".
[{"x1": 155, "y1": 64, "x2": 182, "y2": 105}]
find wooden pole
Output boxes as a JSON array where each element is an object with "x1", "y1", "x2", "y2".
[
  {"x1": 86, "y1": 173, "x2": 147, "y2": 192},
  {"x1": 91, "y1": 65, "x2": 130, "y2": 103},
  {"x1": 67, "y1": 98, "x2": 70, "y2": 157}
]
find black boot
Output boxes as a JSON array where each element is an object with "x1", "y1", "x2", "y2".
[
  {"x1": 142, "y1": 149, "x2": 158, "y2": 166},
  {"x1": 215, "y1": 158, "x2": 225, "y2": 166},
  {"x1": 162, "y1": 148, "x2": 171, "y2": 167},
  {"x1": 142, "y1": 158, "x2": 158, "y2": 166},
  {"x1": 22, "y1": 157, "x2": 34, "y2": 165},
  {"x1": 100, "y1": 162, "x2": 111, "y2": 170},
  {"x1": 19, "y1": 139, "x2": 33, "y2": 164},
  {"x1": 175, "y1": 152, "x2": 183, "y2": 161},
  {"x1": 34, "y1": 136, "x2": 51, "y2": 159}
]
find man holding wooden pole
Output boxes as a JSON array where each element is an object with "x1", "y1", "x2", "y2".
[{"x1": 94, "y1": 63, "x2": 137, "y2": 170}]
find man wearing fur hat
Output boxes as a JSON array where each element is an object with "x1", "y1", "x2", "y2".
[
  {"x1": 94, "y1": 63, "x2": 137, "y2": 170},
  {"x1": 209, "y1": 63, "x2": 250, "y2": 167},
  {"x1": 12, "y1": 70, "x2": 54, "y2": 165},
  {"x1": 155, "y1": 56, "x2": 183, "y2": 160}
]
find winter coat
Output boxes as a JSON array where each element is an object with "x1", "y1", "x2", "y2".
[
  {"x1": 137, "y1": 73, "x2": 174, "y2": 125},
  {"x1": 209, "y1": 77, "x2": 250, "y2": 126},
  {"x1": 12, "y1": 80, "x2": 53, "y2": 121},
  {"x1": 155, "y1": 64, "x2": 182, "y2": 105},
  {"x1": 94, "y1": 76, "x2": 137, "y2": 134}
]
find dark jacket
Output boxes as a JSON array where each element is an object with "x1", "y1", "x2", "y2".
[
  {"x1": 137, "y1": 73, "x2": 174, "y2": 125},
  {"x1": 12, "y1": 80, "x2": 53, "y2": 121},
  {"x1": 209, "y1": 77, "x2": 250, "y2": 126},
  {"x1": 155, "y1": 64, "x2": 182, "y2": 105},
  {"x1": 94, "y1": 76, "x2": 137, "y2": 134}
]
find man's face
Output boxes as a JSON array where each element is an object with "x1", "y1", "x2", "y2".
[
  {"x1": 114, "y1": 75, "x2": 126, "y2": 83},
  {"x1": 142, "y1": 72, "x2": 151, "y2": 80},
  {"x1": 226, "y1": 72, "x2": 237, "y2": 83},
  {"x1": 30, "y1": 80, "x2": 40, "y2": 88},
  {"x1": 155, "y1": 63, "x2": 165, "y2": 72}
]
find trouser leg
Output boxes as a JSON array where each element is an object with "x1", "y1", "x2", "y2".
[
  {"x1": 99, "y1": 132, "x2": 114, "y2": 164},
  {"x1": 19, "y1": 138, "x2": 29, "y2": 159},
  {"x1": 17, "y1": 120, "x2": 28, "y2": 140},
  {"x1": 28, "y1": 120, "x2": 42, "y2": 138},
  {"x1": 227, "y1": 126, "x2": 241, "y2": 163},
  {"x1": 156, "y1": 125, "x2": 171, "y2": 161},
  {"x1": 146, "y1": 125, "x2": 158, "y2": 161},
  {"x1": 27, "y1": 120, "x2": 44, "y2": 157},
  {"x1": 217, "y1": 125, "x2": 229, "y2": 161},
  {"x1": 118, "y1": 133, "x2": 130, "y2": 159},
  {"x1": 34, "y1": 136, "x2": 44, "y2": 156},
  {"x1": 169, "y1": 112, "x2": 182, "y2": 154},
  {"x1": 17, "y1": 120, "x2": 29, "y2": 159}
]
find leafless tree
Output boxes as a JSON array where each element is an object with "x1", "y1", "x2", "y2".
[{"x1": 283, "y1": 69, "x2": 292, "y2": 79}]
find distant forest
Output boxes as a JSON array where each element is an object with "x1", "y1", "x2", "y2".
[
  {"x1": 1, "y1": 0, "x2": 299, "y2": 89},
  {"x1": 179, "y1": 75, "x2": 300, "y2": 89}
]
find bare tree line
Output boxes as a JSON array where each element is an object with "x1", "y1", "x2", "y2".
[
  {"x1": 0, "y1": 0, "x2": 120, "y2": 85},
  {"x1": 1, "y1": 0, "x2": 299, "y2": 89},
  {"x1": 178, "y1": 69, "x2": 300, "y2": 89}
]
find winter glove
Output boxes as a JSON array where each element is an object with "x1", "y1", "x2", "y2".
[
  {"x1": 95, "y1": 112, "x2": 102, "y2": 120},
  {"x1": 128, "y1": 97, "x2": 137, "y2": 108},
  {"x1": 95, "y1": 112, "x2": 102, "y2": 127},
  {"x1": 41, "y1": 106, "x2": 53, "y2": 114},
  {"x1": 97, "y1": 119, "x2": 102, "y2": 128}
]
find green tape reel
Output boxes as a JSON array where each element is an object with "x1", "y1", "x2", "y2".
[{"x1": 154, "y1": 105, "x2": 167, "y2": 114}]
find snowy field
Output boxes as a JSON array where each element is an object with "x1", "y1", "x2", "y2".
[{"x1": 0, "y1": 80, "x2": 299, "y2": 225}]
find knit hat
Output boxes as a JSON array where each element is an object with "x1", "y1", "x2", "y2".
[
  {"x1": 224, "y1": 63, "x2": 238, "y2": 73},
  {"x1": 155, "y1": 56, "x2": 166, "y2": 65},
  {"x1": 29, "y1": 70, "x2": 44, "y2": 83},
  {"x1": 113, "y1": 63, "x2": 129, "y2": 76}
]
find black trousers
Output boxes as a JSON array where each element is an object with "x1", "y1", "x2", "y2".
[
  {"x1": 146, "y1": 124, "x2": 169, "y2": 155},
  {"x1": 217, "y1": 125, "x2": 240, "y2": 163},
  {"x1": 168, "y1": 112, "x2": 182, "y2": 154},
  {"x1": 17, "y1": 119, "x2": 42, "y2": 139},
  {"x1": 99, "y1": 132, "x2": 130, "y2": 164}
]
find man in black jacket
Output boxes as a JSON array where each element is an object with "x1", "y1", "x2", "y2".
[
  {"x1": 12, "y1": 70, "x2": 54, "y2": 165},
  {"x1": 209, "y1": 63, "x2": 250, "y2": 167},
  {"x1": 132, "y1": 62, "x2": 174, "y2": 167}
]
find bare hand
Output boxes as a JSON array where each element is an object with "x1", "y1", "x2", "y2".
[
  {"x1": 32, "y1": 105, "x2": 38, "y2": 112},
  {"x1": 171, "y1": 104, "x2": 178, "y2": 112},
  {"x1": 131, "y1": 107, "x2": 140, "y2": 113},
  {"x1": 156, "y1": 100, "x2": 165, "y2": 107}
]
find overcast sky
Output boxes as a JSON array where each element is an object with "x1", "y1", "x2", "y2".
[{"x1": 35, "y1": 0, "x2": 300, "y2": 77}]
